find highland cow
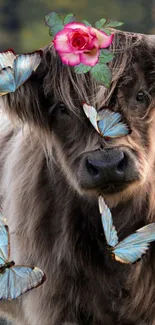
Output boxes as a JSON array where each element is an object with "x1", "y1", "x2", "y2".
[{"x1": 0, "y1": 30, "x2": 155, "y2": 325}]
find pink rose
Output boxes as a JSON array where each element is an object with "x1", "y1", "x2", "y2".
[{"x1": 54, "y1": 22, "x2": 114, "y2": 67}]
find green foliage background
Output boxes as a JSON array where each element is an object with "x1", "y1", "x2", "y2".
[{"x1": 0, "y1": 0, "x2": 155, "y2": 53}]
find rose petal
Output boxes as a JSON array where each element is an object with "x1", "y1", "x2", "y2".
[
  {"x1": 84, "y1": 27, "x2": 104, "y2": 49},
  {"x1": 68, "y1": 30, "x2": 89, "y2": 52},
  {"x1": 54, "y1": 28, "x2": 73, "y2": 53},
  {"x1": 87, "y1": 34, "x2": 99, "y2": 49},
  {"x1": 68, "y1": 29, "x2": 99, "y2": 53},
  {"x1": 65, "y1": 22, "x2": 89, "y2": 33},
  {"x1": 59, "y1": 52, "x2": 81, "y2": 66},
  {"x1": 80, "y1": 48, "x2": 99, "y2": 66},
  {"x1": 92, "y1": 28, "x2": 114, "y2": 48}
]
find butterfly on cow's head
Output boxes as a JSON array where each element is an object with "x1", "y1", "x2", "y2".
[
  {"x1": 0, "y1": 50, "x2": 42, "y2": 96},
  {"x1": 83, "y1": 103, "x2": 129, "y2": 138}
]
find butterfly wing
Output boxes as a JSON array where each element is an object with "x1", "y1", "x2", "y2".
[
  {"x1": 83, "y1": 103, "x2": 100, "y2": 133},
  {"x1": 0, "y1": 67, "x2": 15, "y2": 96},
  {"x1": 14, "y1": 52, "x2": 42, "y2": 89},
  {"x1": 113, "y1": 223, "x2": 155, "y2": 263},
  {"x1": 0, "y1": 209, "x2": 7, "y2": 228},
  {"x1": 97, "y1": 109, "x2": 129, "y2": 138},
  {"x1": 0, "y1": 266, "x2": 45, "y2": 300},
  {"x1": 0, "y1": 50, "x2": 16, "y2": 69},
  {"x1": 99, "y1": 196, "x2": 118, "y2": 247},
  {"x1": 0, "y1": 216, "x2": 9, "y2": 265}
]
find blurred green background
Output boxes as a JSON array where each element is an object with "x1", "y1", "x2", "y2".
[{"x1": 0, "y1": 0, "x2": 155, "y2": 53}]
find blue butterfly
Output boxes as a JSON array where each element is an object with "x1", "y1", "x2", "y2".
[
  {"x1": 99, "y1": 197, "x2": 155, "y2": 264},
  {"x1": 83, "y1": 103, "x2": 129, "y2": 138},
  {"x1": 0, "y1": 50, "x2": 42, "y2": 96},
  {"x1": 0, "y1": 210, "x2": 45, "y2": 300}
]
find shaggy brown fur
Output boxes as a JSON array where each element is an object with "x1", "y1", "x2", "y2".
[{"x1": 0, "y1": 30, "x2": 155, "y2": 325}]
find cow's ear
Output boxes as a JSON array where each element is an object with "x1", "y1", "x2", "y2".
[{"x1": 1, "y1": 58, "x2": 51, "y2": 130}]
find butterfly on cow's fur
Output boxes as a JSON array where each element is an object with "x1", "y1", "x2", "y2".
[
  {"x1": 0, "y1": 211, "x2": 45, "y2": 300},
  {"x1": 0, "y1": 50, "x2": 42, "y2": 96},
  {"x1": 99, "y1": 197, "x2": 155, "y2": 263},
  {"x1": 83, "y1": 103, "x2": 129, "y2": 138}
]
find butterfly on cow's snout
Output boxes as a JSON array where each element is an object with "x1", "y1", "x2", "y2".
[
  {"x1": 0, "y1": 210, "x2": 45, "y2": 300},
  {"x1": 0, "y1": 50, "x2": 42, "y2": 96},
  {"x1": 99, "y1": 197, "x2": 155, "y2": 264},
  {"x1": 83, "y1": 103, "x2": 129, "y2": 138}
]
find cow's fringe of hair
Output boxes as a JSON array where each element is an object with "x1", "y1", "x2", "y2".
[
  {"x1": 1, "y1": 31, "x2": 142, "y2": 125},
  {"x1": 42, "y1": 31, "x2": 142, "y2": 111},
  {"x1": 0, "y1": 31, "x2": 142, "y2": 160}
]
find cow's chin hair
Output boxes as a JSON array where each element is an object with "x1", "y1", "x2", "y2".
[
  {"x1": 102, "y1": 179, "x2": 145, "y2": 208},
  {"x1": 80, "y1": 179, "x2": 145, "y2": 209}
]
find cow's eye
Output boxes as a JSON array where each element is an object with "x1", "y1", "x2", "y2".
[
  {"x1": 48, "y1": 102, "x2": 69, "y2": 116},
  {"x1": 136, "y1": 90, "x2": 146, "y2": 102},
  {"x1": 59, "y1": 103, "x2": 68, "y2": 114}
]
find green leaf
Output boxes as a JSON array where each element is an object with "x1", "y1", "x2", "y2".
[
  {"x1": 99, "y1": 49, "x2": 114, "y2": 64},
  {"x1": 74, "y1": 64, "x2": 92, "y2": 74},
  {"x1": 101, "y1": 28, "x2": 113, "y2": 36},
  {"x1": 91, "y1": 63, "x2": 112, "y2": 88},
  {"x1": 104, "y1": 20, "x2": 124, "y2": 28},
  {"x1": 95, "y1": 18, "x2": 106, "y2": 29},
  {"x1": 49, "y1": 23, "x2": 64, "y2": 37},
  {"x1": 45, "y1": 12, "x2": 63, "y2": 28},
  {"x1": 64, "y1": 13, "x2": 76, "y2": 25},
  {"x1": 82, "y1": 20, "x2": 92, "y2": 26}
]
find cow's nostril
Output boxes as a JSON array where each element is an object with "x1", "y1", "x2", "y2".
[
  {"x1": 86, "y1": 159, "x2": 99, "y2": 177},
  {"x1": 117, "y1": 153, "x2": 128, "y2": 174}
]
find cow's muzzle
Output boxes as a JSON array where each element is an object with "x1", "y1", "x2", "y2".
[{"x1": 78, "y1": 147, "x2": 139, "y2": 194}]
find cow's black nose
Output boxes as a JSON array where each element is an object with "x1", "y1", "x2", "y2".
[
  {"x1": 86, "y1": 150, "x2": 126, "y2": 181},
  {"x1": 79, "y1": 148, "x2": 139, "y2": 194}
]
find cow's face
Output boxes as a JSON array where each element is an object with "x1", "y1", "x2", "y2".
[
  {"x1": 48, "y1": 37, "x2": 155, "y2": 205},
  {"x1": 5, "y1": 35, "x2": 155, "y2": 206}
]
